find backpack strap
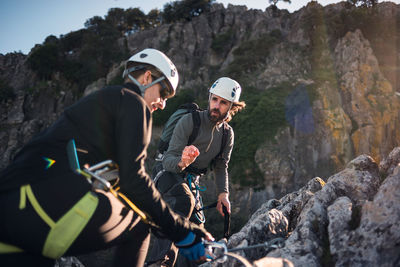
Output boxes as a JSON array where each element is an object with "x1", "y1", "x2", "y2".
[
  {"x1": 187, "y1": 110, "x2": 201, "y2": 145},
  {"x1": 210, "y1": 122, "x2": 228, "y2": 170},
  {"x1": 215, "y1": 122, "x2": 228, "y2": 159},
  {"x1": 185, "y1": 110, "x2": 206, "y2": 175},
  {"x1": 210, "y1": 122, "x2": 229, "y2": 170},
  {"x1": 179, "y1": 102, "x2": 199, "y2": 110}
]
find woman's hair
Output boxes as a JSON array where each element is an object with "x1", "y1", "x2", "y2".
[
  {"x1": 225, "y1": 101, "x2": 246, "y2": 122},
  {"x1": 124, "y1": 62, "x2": 163, "y2": 81}
]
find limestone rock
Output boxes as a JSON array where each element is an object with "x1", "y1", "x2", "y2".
[
  {"x1": 334, "y1": 162, "x2": 400, "y2": 266},
  {"x1": 334, "y1": 29, "x2": 400, "y2": 162},
  {"x1": 267, "y1": 154, "x2": 380, "y2": 266},
  {"x1": 379, "y1": 147, "x2": 400, "y2": 176}
]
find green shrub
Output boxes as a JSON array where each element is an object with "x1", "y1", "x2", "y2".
[
  {"x1": 226, "y1": 31, "x2": 282, "y2": 78},
  {"x1": 27, "y1": 43, "x2": 60, "y2": 79},
  {"x1": 152, "y1": 88, "x2": 197, "y2": 126},
  {"x1": 211, "y1": 29, "x2": 234, "y2": 54},
  {"x1": 162, "y1": 0, "x2": 215, "y2": 23},
  {"x1": 301, "y1": 4, "x2": 338, "y2": 95},
  {"x1": 229, "y1": 84, "x2": 293, "y2": 186}
]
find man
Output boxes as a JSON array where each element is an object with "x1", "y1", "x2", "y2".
[
  {"x1": 149, "y1": 77, "x2": 246, "y2": 266},
  {"x1": 0, "y1": 48, "x2": 212, "y2": 267}
]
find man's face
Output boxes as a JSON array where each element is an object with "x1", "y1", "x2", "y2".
[{"x1": 208, "y1": 94, "x2": 231, "y2": 123}]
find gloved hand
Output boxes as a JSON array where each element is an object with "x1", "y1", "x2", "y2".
[{"x1": 175, "y1": 231, "x2": 212, "y2": 261}]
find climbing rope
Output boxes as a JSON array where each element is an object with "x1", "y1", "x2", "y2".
[{"x1": 204, "y1": 237, "x2": 285, "y2": 266}]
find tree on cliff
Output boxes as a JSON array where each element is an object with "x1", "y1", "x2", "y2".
[
  {"x1": 162, "y1": 0, "x2": 215, "y2": 23},
  {"x1": 269, "y1": 0, "x2": 292, "y2": 7},
  {"x1": 347, "y1": 0, "x2": 378, "y2": 7}
]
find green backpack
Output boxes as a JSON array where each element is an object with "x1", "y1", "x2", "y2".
[{"x1": 157, "y1": 103, "x2": 202, "y2": 155}]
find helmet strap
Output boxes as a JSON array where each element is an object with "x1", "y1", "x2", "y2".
[
  {"x1": 128, "y1": 74, "x2": 146, "y2": 96},
  {"x1": 128, "y1": 74, "x2": 166, "y2": 97}
]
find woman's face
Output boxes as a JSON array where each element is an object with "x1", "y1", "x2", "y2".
[
  {"x1": 140, "y1": 70, "x2": 169, "y2": 113},
  {"x1": 143, "y1": 83, "x2": 167, "y2": 113}
]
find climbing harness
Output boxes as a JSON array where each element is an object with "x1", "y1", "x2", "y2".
[
  {"x1": 0, "y1": 139, "x2": 162, "y2": 258},
  {"x1": 204, "y1": 237, "x2": 285, "y2": 266},
  {"x1": 0, "y1": 178, "x2": 99, "y2": 259},
  {"x1": 66, "y1": 139, "x2": 160, "y2": 229}
]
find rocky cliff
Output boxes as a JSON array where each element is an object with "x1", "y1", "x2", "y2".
[
  {"x1": 208, "y1": 147, "x2": 400, "y2": 267},
  {"x1": 1, "y1": 1, "x2": 400, "y2": 232}
]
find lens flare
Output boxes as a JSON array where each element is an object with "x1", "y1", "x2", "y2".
[{"x1": 43, "y1": 157, "x2": 56, "y2": 169}]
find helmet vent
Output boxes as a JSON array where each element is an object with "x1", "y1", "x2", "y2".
[{"x1": 140, "y1": 53, "x2": 148, "y2": 58}]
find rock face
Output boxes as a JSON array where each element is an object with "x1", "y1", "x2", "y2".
[
  {"x1": 334, "y1": 29, "x2": 400, "y2": 163},
  {"x1": 252, "y1": 28, "x2": 400, "y2": 205},
  {"x1": 206, "y1": 147, "x2": 399, "y2": 267}
]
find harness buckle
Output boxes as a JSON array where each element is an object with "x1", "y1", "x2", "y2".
[
  {"x1": 155, "y1": 152, "x2": 164, "y2": 162},
  {"x1": 84, "y1": 160, "x2": 119, "y2": 191}
]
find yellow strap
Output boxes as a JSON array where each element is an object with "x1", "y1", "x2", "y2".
[
  {"x1": 77, "y1": 168, "x2": 158, "y2": 228},
  {"x1": 42, "y1": 191, "x2": 98, "y2": 259},
  {"x1": 20, "y1": 185, "x2": 56, "y2": 228},
  {"x1": 18, "y1": 185, "x2": 98, "y2": 259},
  {"x1": 112, "y1": 189, "x2": 148, "y2": 222},
  {"x1": 0, "y1": 242, "x2": 23, "y2": 254},
  {"x1": 19, "y1": 186, "x2": 26, "y2": 209}
]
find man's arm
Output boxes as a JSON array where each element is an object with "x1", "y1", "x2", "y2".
[
  {"x1": 162, "y1": 114, "x2": 194, "y2": 173},
  {"x1": 214, "y1": 127, "x2": 234, "y2": 216}
]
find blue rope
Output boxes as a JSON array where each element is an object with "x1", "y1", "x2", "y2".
[{"x1": 186, "y1": 173, "x2": 206, "y2": 223}]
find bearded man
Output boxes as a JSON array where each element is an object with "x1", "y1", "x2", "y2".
[{"x1": 147, "y1": 77, "x2": 246, "y2": 267}]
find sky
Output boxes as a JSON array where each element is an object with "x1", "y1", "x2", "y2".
[{"x1": 0, "y1": 0, "x2": 398, "y2": 55}]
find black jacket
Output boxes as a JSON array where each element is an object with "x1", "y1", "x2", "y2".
[{"x1": 0, "y1": 83, "x2": 200, "y2": 242}]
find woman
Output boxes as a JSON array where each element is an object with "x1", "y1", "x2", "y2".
[{"x1": 0, "y1": 48, "x2": 212, "y2": 267}]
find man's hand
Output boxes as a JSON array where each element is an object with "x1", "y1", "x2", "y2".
[
  {"x1": 178, "y1": 145, "x2": 200, "y2": 169},
  {"x1": 216, "y1": 192, "x2": 231, "y2": 217}
]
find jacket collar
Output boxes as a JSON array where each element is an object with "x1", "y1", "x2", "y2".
[{"x1": 123, "y1": 82, "x2": 142, "y2": 96}]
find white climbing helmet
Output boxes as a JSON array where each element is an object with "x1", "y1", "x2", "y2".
[
  {"x1": 123, "y1": 48, "x2": 179, "y2": 95},
  {"x1": 209, "y1": 77, "x2": 241, "y2": 102}
]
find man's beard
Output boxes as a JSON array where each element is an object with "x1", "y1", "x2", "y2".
[{"x1": 207, "y1": 107, "x2": 227, "y2": 123}]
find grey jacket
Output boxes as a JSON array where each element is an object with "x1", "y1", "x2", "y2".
[{"x1": 162, "y1": 110, "x2": 234, "y2": 194}]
